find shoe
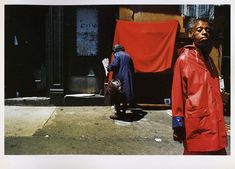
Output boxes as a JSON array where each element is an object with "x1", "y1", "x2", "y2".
[
  {"x1": 109, "y1": 113, "x2": 125, "y2": 120},
  {"x1": 110, "y1": 114, "x2": 119, "y2": 120}
]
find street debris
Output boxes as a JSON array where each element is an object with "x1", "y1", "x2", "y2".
[
  {"x1": 154, "y1": 138, "x2": 162, "y2": 142},
  {"x1": 166, "y1": 110, "x2": 172, "y2": 116}
]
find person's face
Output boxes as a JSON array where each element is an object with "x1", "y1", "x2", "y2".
[{"x1": 190, "y1": 20, "x2": 211, "y2": 47}]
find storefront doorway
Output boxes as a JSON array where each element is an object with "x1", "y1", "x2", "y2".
[{"x1": 64, "y1": 6, "x2": 117, "y2": 95}]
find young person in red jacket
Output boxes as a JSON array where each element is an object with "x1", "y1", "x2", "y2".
[{"x1": 171, "y1": 18, "x2": 227, "y2": 155}]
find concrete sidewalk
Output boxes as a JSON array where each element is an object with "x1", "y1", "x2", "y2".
[
  {"x1": 5, "y1": 106, "x2": 56, "y2": 136},
  {"x1": 4, "y1": 106, "x2": 230, "y2": 155}
]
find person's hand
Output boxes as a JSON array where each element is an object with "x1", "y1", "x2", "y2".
[{"x1": 173, "y1": 127, "x2": 185, "y2": 143}]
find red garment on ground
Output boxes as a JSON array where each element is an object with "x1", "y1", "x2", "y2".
[{"x1": 112, "y1": 20, "x2": 178, "y2": 73}]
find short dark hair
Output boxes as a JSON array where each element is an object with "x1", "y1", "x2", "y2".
[{"x1": 186, "y1": 17, "x2": 213, "y2": 33}]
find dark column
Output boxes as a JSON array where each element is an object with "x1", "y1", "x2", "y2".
[{"x1": 47, "y1": 6, "x2": 64, "y2": 105}]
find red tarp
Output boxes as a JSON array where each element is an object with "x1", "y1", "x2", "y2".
[{"x1": 111, "y1": 20, "x2": 179, "y2": 73}]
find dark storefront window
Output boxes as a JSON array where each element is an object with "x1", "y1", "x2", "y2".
[{"x1": 5, "y1": 6, "x2": 48, "y2": 98}]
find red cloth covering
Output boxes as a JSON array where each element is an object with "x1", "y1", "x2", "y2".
[{"x1": 111, "y1": 20, "x2": 178, "y2": 73}]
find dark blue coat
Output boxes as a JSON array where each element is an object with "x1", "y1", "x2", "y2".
[{"x1": 107, "y1": 51, "x2": 134, "y2": 102}]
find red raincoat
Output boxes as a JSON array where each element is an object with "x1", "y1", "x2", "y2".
[{"x1": 172, "y1": 45, "x2": 227, "y2": 152}]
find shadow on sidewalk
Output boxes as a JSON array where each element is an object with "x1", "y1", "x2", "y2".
[{"x1": 115, "y1": 109, "x2": 148, "y2": 122}]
